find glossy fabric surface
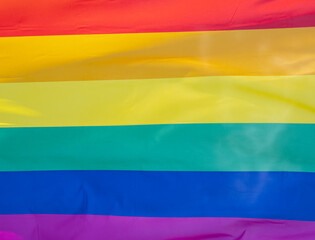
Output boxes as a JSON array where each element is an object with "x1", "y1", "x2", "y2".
[{"x1": 1, "y1": 0, "x2": 314, "y2": 239}]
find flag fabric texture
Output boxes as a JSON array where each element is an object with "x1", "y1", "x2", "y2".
[{"x1": 0, "y1": 0, "x2": 315, "y2": 239}]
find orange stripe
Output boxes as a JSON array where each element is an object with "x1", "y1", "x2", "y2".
[{"x1": 0, "y1": 27, "x2": 314, "y2": 84}]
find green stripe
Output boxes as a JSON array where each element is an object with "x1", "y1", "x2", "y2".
[{"x1": 0, "y1": 123, "x2": 314, "y2": 172}]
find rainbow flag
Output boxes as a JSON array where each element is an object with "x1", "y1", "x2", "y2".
[{"x1": 0, "y1": 0, "x2": 315, "y2": 239}]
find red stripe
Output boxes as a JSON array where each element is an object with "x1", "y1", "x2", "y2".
[
  {"x1": 1, "y1": 215, "x2": 315, "y2": 240},
  {"x1": 0, "y1": 0, "x2": 314, "y2": 37}
]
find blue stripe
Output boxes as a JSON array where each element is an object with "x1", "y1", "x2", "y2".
[{"x1": 0, "y1": 170, "x2": 314, "y2": 220}]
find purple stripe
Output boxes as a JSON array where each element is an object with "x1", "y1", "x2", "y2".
[{"x1": 0, "y1": 215, "x2": 315, "y2": 240}]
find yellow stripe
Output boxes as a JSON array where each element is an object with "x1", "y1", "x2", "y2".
[
  {"x1": 0, "y1": 27, "x2": 314, "y2": 83},
  {"x1": 0, "y1": 75, "x2": 314, "y2": 127}
]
